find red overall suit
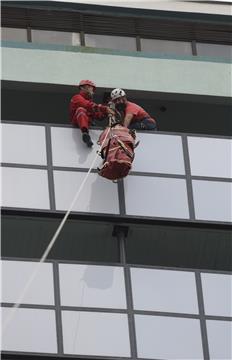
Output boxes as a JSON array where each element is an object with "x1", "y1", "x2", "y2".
[{"x1": 69, "y1": 91, "x2": 108, "y2": 131}]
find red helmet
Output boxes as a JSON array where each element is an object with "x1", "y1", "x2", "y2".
[{"x1": 78, "y1": 80, "x2": 96, "y2": 89}]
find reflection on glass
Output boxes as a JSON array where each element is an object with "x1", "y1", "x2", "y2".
[
  {"x1": 202, "y1": 273, "x2": 232, "y2": 316},
  {"x1": 1, "y1": 27, "x2": 27, "y2": 42},
  {"x1": 2, "y1": 307, "x2": 57, "y2": 353},
  {"x1": 135, "y1": 314, "x2": 203, "y2": 359},
  {"x1": 207, "y1": 320, "x2": 232, "y2": 360},
  {"x1": 188, "y1": 137, "x2": 232, "y2": 178},
  {"x1": 141, "y1": 38, "x2": 192, "y2": 55},
  {"x1": 193, "y1": 180, "x2": 232, "y2": 222},
  {"x1": 59, "y1": 264, "x2": 126, "y2": 308},
  {"x1": 125, "y1": 175, "x2": 189, "y2": 219},
  {"x1": 2, "y1": 167, "x2": 50, "y2": 209},
  {"x1": 62, "y1": 311, "x2": 130, "y2": 357},
  {"x1": 1, "y1": 260, "x2": 54, "y2": 305},
  {"x1": 133, "y1": 133, "x2": 185, "y2": 174},
  {"x1": 51, "y1": 127, "x2": 102, "y2": 168},
  {"x1": 85, "y1": 34, "x2": 136, "y2": 51},
  {"x1": 54, "y1": 171, "x2": 119, "y2": 214},
  {"x1": 131, "y1": 267, "x2": 198, "y2": 314},
  {"x1": 2, "y1": 123, "x2": 47, "y2": 165},
  {"x1": 31, "y1": 30, "x2": 80, "y2": 46}
]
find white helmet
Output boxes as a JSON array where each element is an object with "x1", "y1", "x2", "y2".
[{"x1": 111, "y1": 88, "x2": 126, "y2": 101}]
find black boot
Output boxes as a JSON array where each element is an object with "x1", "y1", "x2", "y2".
[{"x1": 82, "y1": 131, "x2": 93, "y2": 148}]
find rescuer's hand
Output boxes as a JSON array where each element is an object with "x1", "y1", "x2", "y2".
[{"x1": 106, "y1": 107, "x2": 115, "y2": 115}]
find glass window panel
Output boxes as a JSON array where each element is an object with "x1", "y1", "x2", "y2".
[
  {"x1": 31, "y1": 30, "x2": 80, "y2": 46},
  {"x1": 1, "y1": 27, "x2": 27, "y2": 42},
  {"x1": 85, "y1": 33, "x2": 136, "y2": 51},
  {"x1": 51, "y1": 128, "x2": 102, "y2": 169},
  {"x1": 2, "y1": 307, "x2": 57, "y2": 353},
  {"x1": 202, "y1": 273, "x2": 232, "y2": 317},
  {"x1": 2, "y1": 124, "x2": 47, "y2": 165},
  {"x1": 207, "y1": 320, "x2": 232, "y2": 360},
  {"x1": 188, "y1": 137, "x2": 232, "y2": 178},
  {"x1": 197, "y1": 43, "x2": 232, "y2": 59},
  {"x1": 124, "y1": 175, "x2": 189, "y2": 219},
  {"x1": 54, "y1": 171, "x2": 119, "y2": 214},
  {"x1": 62, "y1": 310, "x2": 130, "y2": 357},
  {"x1": 2, "y1": 167, "x2": 50, "y2": 210},
  {"x1": 131, "y1": 268, "x2": 198, "y2": 314},
  {"x1": 135, "y1": 314, "x2": 203, "y2": 359},
  {"x1": 59, "y1": 264, "x2": 126, "y2": 308},
  {"x1": 193, "y1": 180, "x2": 232, "y2": 222},
  {"x1": 1, "y1": 260, "x2": 54, "y2": 305},
  {"x1": 141, "y1": 38, "x2": 192, "y2": 56},
  {"x1": 133, "y1": 133, "x2": 185, "y2": 174}
]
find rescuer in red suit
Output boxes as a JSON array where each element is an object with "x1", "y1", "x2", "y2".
[
  {"x1": 70, "y1": 80, "x2": 114, "y2": 147},
  {"x1": 110, "y1": 88, "x2": 157, "y2": 131}
]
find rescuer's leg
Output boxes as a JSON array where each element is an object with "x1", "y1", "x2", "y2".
[
  {"x1": 72, "y1": 108, "x2": 94, "y2": 147},
  {"x1": 82, "y1": 129, "x2": 94, "y2": 148},
  {"x1": 129, "y1": 118, "x2": 157, "y2": 131}
]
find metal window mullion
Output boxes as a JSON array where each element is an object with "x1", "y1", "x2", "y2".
[
  {"x1": 80, "y1": 31, "x2": 85, "y2": 46},
  {"x1": 27, "y1": 27, "x2": 32, "y2": 42},
  {"x1": 53, "y1": 261, "x2": 64, "y2": 355},
  {"x1": 195, "y1": 271, "x2": 210, "y2": 360},
  {"x1": 125, "y1": 266, "x2": 138, "y2": 359},
  {"x1": 182, "y1": 134, "x2": 196, "y2": 221},
  {"x1": 136, "y1": 35, "x2": 141, "y2": 52},
  {"x1": 45, "y1": 125, "x2": 56, "y2": 211},
  {"x1": 80, "y1": 14, "x2": 85, "y2": 46},
  {"x1": 117, "y1": 179, "x2": 126, "y2": 216},
  {"x1": 192, "y1": 40, "x2": 197, "y2": 56},
  {"x1": 116, "y1": 229, "x2": 138, "y2": 358},
  {"x1": 134, "y1": 18, "x2": 141, "y2": 52}
]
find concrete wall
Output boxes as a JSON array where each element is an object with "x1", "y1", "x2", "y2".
[{"x1": 2, "y1": 45, "x2": 231, "y2": 98}]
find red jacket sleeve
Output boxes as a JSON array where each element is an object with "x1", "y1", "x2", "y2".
[{"x1": 70, "y1": 94, "x2": 108, "y2": 119}]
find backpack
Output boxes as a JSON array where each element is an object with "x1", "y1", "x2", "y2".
[{"x1": 97, "y1": 124, "x2": 136, "y2": 181}]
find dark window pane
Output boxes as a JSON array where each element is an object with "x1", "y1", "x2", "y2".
[
  {"x1": 2, "y1": 215, "x2": 119, "y2": 263},
  {"x1": 126, "y1": 224, "x2": 232, "y2": 271}
]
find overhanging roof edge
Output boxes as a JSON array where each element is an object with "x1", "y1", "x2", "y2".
[{"x1": 2, "y1": 0, "x2": 232, "y2": 25}]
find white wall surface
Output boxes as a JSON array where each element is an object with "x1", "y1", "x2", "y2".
[{"x1": 2, "y1": 47, "x2": 231, "y2": 98}]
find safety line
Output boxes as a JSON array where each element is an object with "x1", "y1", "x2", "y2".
[{"x1": 3, "y1": 127, "x2": 111, "y2": 331}]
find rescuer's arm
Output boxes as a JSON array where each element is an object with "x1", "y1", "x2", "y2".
[{"x1": 72, "y1": 94, "x2": 114, "y2": 118}]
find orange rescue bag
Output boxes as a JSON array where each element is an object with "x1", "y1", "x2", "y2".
[{"x1": 98, "y1": 125, "x2": 136, "y2": 181}]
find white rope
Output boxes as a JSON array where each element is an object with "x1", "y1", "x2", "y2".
[{"x1": 3, "y1": 127, "x2": 111, "y2": 331}]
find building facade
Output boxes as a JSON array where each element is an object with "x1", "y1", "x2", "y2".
[{"x1": 1, "y1": 1, "x2": 232, "y2": 360}]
